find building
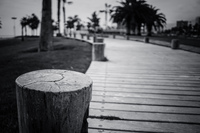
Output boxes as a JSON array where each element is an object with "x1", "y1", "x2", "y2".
[
  {"x1": 176, "y1": 20, "x2": 188, "y2": 28},
  {"x1": 196, "y1": 17, "x2": 200, "y2": 24}
]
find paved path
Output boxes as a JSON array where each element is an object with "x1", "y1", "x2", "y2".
[{"x1": 84, "y1": 37, "x2": 200, "y2": 133}]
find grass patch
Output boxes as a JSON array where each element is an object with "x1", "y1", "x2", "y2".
[{"x1": 0, "y1": 37, "x2": 92, "y2": 133}]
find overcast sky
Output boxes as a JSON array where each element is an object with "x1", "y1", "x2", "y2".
[{"x1": 0, "y1": 0, "x2": 200, "y2": 36}]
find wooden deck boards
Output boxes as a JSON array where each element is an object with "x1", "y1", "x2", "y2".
[{"x1": 86, "y1": 38, "x2": 200, "y2": 132}]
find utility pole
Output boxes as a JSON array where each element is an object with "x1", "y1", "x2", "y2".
[
  {"x1": 12, "y1": 17, "x2": 17, "y2": 37},
  {"x1": 100, "y1": 3, "x2": 111, "y2": 29},
  {"x1": 63, "y1": 0, "x2": 73, "y2": 36}
]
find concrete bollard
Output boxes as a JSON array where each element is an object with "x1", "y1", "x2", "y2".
[
  {"x1": 92, "y1": 43, "x2": 105, "y2": 61},
  {"x1": 81, "y1": 34, "x2": 84, "y2": 39},
  {"x1": 171, "y1": 39, "x2": 179, "y2": 49},
  {"x1": 144, "y1": 37, "x2": 149, "y2": 43},
  {"x1": 93, "y1": 35, "x2": 97, "y2": 42},
  {"x1": 126, "y1": 35, "x2": 129, "y2": 40},
  {"x1": 94, "y1": 37, "x2": 104, "y2": 43},
  {"x1": 113, "y1": 34, "x2": 116, "y2": 39},
  {"x1": 16, "y1": 69, "x2": 93, "y2": 133},
  {"x1": 87, "y1": 34, "x2": 90, "y2": 40}
]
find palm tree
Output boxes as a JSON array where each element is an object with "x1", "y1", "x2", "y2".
[
  {"x1": 0, "y1": 17, "x2": 2, "y2": 29},
  {"x1": 110, "y1": 0, "x2": 150, "y2": 35},
  {"x1": 57, "y1": 0, "x2": 61, "y2": 35},
  {"x1": 28, "y1": 14, "x2": 40, "y2": 36},
  {"x1": 88, "y1": 11, "x2": 100, "y2": 32},
  {"x1": 145, "y1": 5, "x2": 166, "y2": 36},
  {"x1": 20, "y1": 17, "x2": 27, "y2": 41},
  {"x1": 39, "y1": 0, "x2": 53, "y2": 51},
  {"x1": 66, "y1": 15, "x2": 80, "y2": 28}
]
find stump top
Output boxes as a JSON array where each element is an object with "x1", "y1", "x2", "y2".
[{"x1": 16, "y1": 69, "x2": 92, "y2": 93}]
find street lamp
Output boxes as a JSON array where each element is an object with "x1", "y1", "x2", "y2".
[
  {"x1": 11, "y1": 17, "x2": 17, "y2": 37},
  {"x1": 99, "y1": 3, "x2": 111, "y2": 29},
  {"x1": 63, "y1": 0, "x2": 73, "y2": 35}
]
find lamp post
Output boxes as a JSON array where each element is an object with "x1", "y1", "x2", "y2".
[
  {"x1": 11, "y1": 17, "x2": 17, "y2": 37},
  {"x1": 63, "y1": 0, "x2": 73, "y2": 36},
  {"x1": 99, "y1": 3, "x2": 111, "y2": 29}
]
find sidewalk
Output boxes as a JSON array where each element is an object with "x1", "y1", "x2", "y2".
[{"x1": 84, "y1": 36, "x2": 200, "y2": 132}]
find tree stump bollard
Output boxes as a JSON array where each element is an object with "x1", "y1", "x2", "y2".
[
  {"x1": 171, "y1": 39, "x2": 179, "y2": 49},
  {"x1": 144, "y1": 37, "x2": 149, "y2": 43},
  {"x1": 87, "y1": 34, "x2": 90, "y2": 40},
  {"x1": 92, "y1": 43, "x2": 105, "y2": 61},
  {"x1": 16, "y1": 69, "x2": 93, "y2": 133},
  {"x1": 126, "y1": 35, "x2": 129, "y2": 40}
]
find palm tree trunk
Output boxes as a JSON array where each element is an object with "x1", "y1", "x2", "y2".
[
  {"x1": 21, "y1": 26, "x2": 24, "y2": 41},
  {"x1": 126, "y1": 21, "x2": 131, "y2": 35},
  {"x1": 25, "y1": 26, "x2": 27, "y2": 36},
  {"x1": 147, "y1": 24, "x2": 152, "y2": 36},
  {"x1": 137, "y1": 23, "x2": 141, "y2": 36},
  {"x1": 57, "y1": 0, "x2": 61, "y2": 34},
  {"x1": 63, "y1": 1, "x2": 66, "y2": 35},
  {"x1": 131, "y1": 23, "x2": 136, "y2": 35},
  {"x1": 39, "y1": 0, "x2": 53, "y2": 51}
]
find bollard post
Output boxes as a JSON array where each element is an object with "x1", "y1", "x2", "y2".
[
  {"x1": 171, "y1": 39, "x2": 179, "y2": 49},
  {"x1": 144, "y1": 37, "x2": 149, "y2": 43},
  {"x1": 92, "y1": 43, "x2": 105, "y2": 61},
  {"x1": 113, "y1": 34, "x2": 116, "y2": 39},
  {"x1": 81, "y1": 34, "x2": 84, "y2": 39},
  {"x1": 87, "y1": 34, "x2": 90, "y2": 40},
  {"x1": 126, "y1": 35, "x2": 129, "y2": 40},
  {"x1": 93, "y1": 35, "x2": 97, "y2": 43},
  {"x1": 74, "y1": 33, "x2": 76, "y2": 38},
  {"x1": 16, "y1": 69, "x2": 92, "y2": 133}
]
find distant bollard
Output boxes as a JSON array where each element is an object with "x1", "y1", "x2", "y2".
[
  {"x1": 16, "y1": 69, "x2": 93, "y2": 133},
  {"x1": 171, "y1": 39, "x2": 179, "y2": 49},
  {"x1": 94, "y1": 36, "x2": 104, "y2": 43},
  {"x1": 92, "y1": 43, "x2": 105, "y2": 61},
  {"x1": 81, "y1": 34, "x2": 84, "y2": 39},
  {"x1": 93, "y1": 35, "x2": 97, "y2": 42},
  {"x1": 74, "y1": 33, "x2": 76, "y2": 38},
  {"x1": 113, "y1": 34, "x2": 116, "y2": 39},
  {"x1": 87, "y1": 34, "x2": 90, "y2": 40},
  {"x1": 144, "y1": 37, "x2": 149, "y2": 43},
  {"x1": 126, "y1": 35, "x2": 129, "y2": 40},
  {"x1": 69, "y1": 33, "x2": 72, "y2": 37}
]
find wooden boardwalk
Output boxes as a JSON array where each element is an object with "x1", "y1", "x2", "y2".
[{"x1": 86, "y1": 38, "x2": 200, "y2": 133}]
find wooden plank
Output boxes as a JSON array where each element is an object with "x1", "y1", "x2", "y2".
[
  {"x1": 88, "y1": 129, "x2": 134, "y2": 133},
  {"x1": 88, "y1": 118, "x2": 200, "y2": 133},
  {"x1": 87, "y1": 71, "x2": 200, "y2": 76},
  {"x1": 93, "y1": 84, "x2": 200, "y2": 91},
  {"x1": 92, "y1": 91, "x2": 200, "y2": 101},
  {"x1": 93, "y1": 83, "x2": 200, "y2": 90},
  {"x1": 90, "y1": 102, "x2": 200, "y2": 115},
  {"x1": 91, "y1": 95, "x2": 200, "y2": 108},
  {"x1": 92, "y1": 87, "x2": 200, "y2": 96},
  {"x1": 90, "y1": 76, "x2": 200, "y2": 82},
  {"x1": 93, "y1": 80, "x2": 200, "y2": 87},
  {"x1": 89, "y1": 109, "x2": 200, "y2": 124}
]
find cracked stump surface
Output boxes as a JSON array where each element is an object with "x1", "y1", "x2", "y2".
[{"x1": 15, "y1": 69, "x2": 93, "y2": 133}]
